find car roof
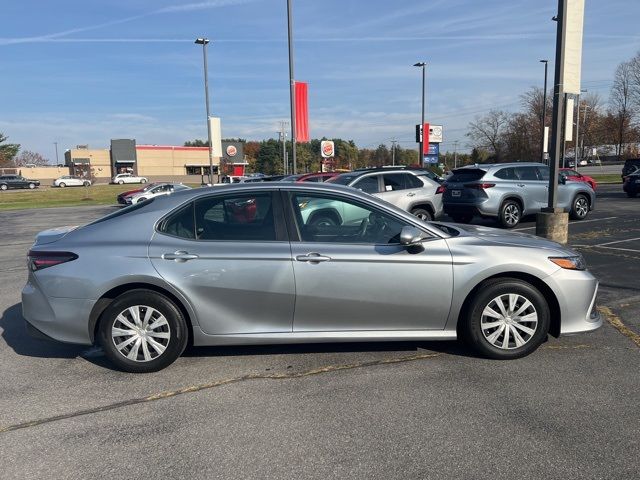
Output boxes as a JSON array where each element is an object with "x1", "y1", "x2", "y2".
[{"x1": 455, "y1": 162, "x2": 546, "y2": 170}]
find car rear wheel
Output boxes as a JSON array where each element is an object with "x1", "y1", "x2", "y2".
[
  {"x1": 461, "y1": 278, "x2": 550, "y2": 359},
  {"x1": 118, "y1": 180, "x2": 124, "y2": 185},
  {"x1": 98, "y1": 290, "x2": 188, "y2": 373},
  {"x1": 499, "y1": 200, "x2": 521, "y2": 228},
  {"x1": 83, "y1": 181, "x2": 90, "y2": 187},
  {"x1": 570, "y1": 194, "x2": 589, "y2": 220},
  {"x1": 140, "y1": 179, "x2": 147, "y2": 184},
  {"x1": 0, "y1": 184, "x2": 7, "y2": 191},
  {"x1": 411, "y1": 207, "x2": 433, "y2": 221},
  {"x1": 59, "y1": 182, "x2": 66, "y2": 188},
  {"x1": 28, "y1": 183, "x2": 36, "y2": 189}
]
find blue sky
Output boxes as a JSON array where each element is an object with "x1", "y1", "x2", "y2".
[{"x1": 1, "y1": 0, "x2": 639, "y2": 159}]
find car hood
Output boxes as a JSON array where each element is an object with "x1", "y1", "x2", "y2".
[{"x1": 449, "y1": 223, "x2": 575, "y2": 254}]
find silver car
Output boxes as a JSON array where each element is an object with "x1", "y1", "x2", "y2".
[
  {"x1": 328, "y1": 168, "x2": 444, "y2": 221},
  {"x1": 22, "y1": 183, "x2": 601, "y2": 373},
  {"x1": 443, "y1": 163, "x2": 595, "y2": 228},
  {"x1": 128, "y1": 183, "x2": 191, "y2": 205}
]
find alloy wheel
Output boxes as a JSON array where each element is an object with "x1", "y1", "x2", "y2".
[
  {"x1": 503, "y1": 204, "x2": 520, "y2": 226},
  {"x1": 480, "y1": 293, "x2": 538, "y2": 349},
  {"x1": 111, "y1": 305, "x2": 171, "y2": 362},
  {"x1": 575, "y1": 197, "x2": 588, "y2": 218}
]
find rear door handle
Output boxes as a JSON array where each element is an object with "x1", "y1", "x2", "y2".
[
  {"x1": 407, "y1": 192, "x2": 416, "y2": 197},
  {"x1": 162, "y1": 251, "x2": 199, "y2": 262},
  {"x1": 296, "y1": 253, "x2": 331, "y2": 263}
]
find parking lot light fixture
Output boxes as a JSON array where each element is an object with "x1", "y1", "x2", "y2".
[
  {"x1": 195, "y1": 37, "x2": 214, "y2": 185},
  {"x1": 413, "y1": 62, "x2": 426, "y2": 165}
]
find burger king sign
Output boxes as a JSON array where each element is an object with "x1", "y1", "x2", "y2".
[
  {"x1": 226, "y1": 145, "x2": 238, "y2": 157},
  {"x1": 320, "y1": 140, "x2": 335, "y2": 158}
]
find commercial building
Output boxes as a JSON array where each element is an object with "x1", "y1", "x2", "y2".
[{"x1": 64, "y1": 139, "x2": 246, "y2": 182}]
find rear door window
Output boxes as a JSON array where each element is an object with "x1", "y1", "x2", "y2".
[
  {"x1": 352, "y1": 175, "x2": 381, "y2": 194},
  {"x1": 494, "y1": 168, "x2": 517, "y2": 180},
  {"x1": 448, "y1": 169, "x2": 486, "y2": 183},
  {"x1": 382, "y1": 173, "x2": 407, "y2": 191},
  {"x1": 515, "y1": 167, "x2": 539, "y2": 181}
]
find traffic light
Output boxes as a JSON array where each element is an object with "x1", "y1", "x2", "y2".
[{"x1": 415, "y1": 124, "x2": 422, "y2": 143}]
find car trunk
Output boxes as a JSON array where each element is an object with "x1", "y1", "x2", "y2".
[{"x1": 443, "y1": 168, "x2": 489, "y2": 203}]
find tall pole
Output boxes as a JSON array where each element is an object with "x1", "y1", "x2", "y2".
[
  {"x1": 540, "y1": 59, "x2": 549, "y2": 164},
  {"x1": 413, "y1": 62, "x2": 426, "y2": 166},
  {"x1": 286, "y1": 0, "x2": 297, "y2": 174},
  {"x1": 453, "y1": 141, "x2": 459, "y2": 169},
  {"x1": 546, "y1": 0, "x2": 567, "y2": 210},
  {"x1": 561, "y1": 93, "x2": 568, "y2": 168},
  {"x1": 195, "y1": 38, "x2": 213, "y2": 185},
  {"x1": 54, "y1": 142, "x2": 59, "y2": 165},
  {"x1": 391, "y1": 139, "x2": 397, "y2": 166}
]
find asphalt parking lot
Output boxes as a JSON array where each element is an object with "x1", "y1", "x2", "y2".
[{"x1": 0, "y1": 184, "x2": 638, "y2": 479}]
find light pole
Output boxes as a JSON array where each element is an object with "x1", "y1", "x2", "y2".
[
  {"x1": 53, "y1": 142, "x2": 59, "y2": 165},
  {"x1": 195, "y1": 37, "x2": 214, "y2": 185},
  {"x1": 539, "y1": 59, "x2": 549, "y2": 164},
  {"x1": 574, "y1": 88, "x2": 587, "y2": 169},
  {"x1": 286, "y1": 0, "x2": 297, "y2": 174},
  {"x1": 413, "y1": 62, "x2": 426, "y2": 165}
]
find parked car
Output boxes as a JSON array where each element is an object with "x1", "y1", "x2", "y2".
[
  {"x1": 53, "y1": 175, "x2": 91, "y2": 188},
  {"x1": 127, "y1": 183, "x2": 191, "y2": 205},
  {"x1": 622, "y1": 171, "x2": 640, "y2": 198},
  {"x1": 559, "y1": 168, "x2": 597, "y2": 190},
  {"x1": 116, "y1": 183, "x2": 161, "y2": 205},
  {"x1": 0, "y1": 175, "x2": 40, "y2": 190},
  {"x1": 442, "y1": 163, "x2": 595, "y2": 228},
  {"x1": 281, "y1": 172, "x2": 340, "y2": 183},
  {"x1": 621, "y1": 158, "x2": 640, "y2": 181},
  {"x1": 354, "y1": 165, "x2": 445, "y2": 184},
  {"x1": 111, "y1": 173, "x2": 148, "y2": 185},
  {"x1": 327, "y1": 167, "x2": 443, "y2": 221},
  {"x1": 22, "y1": 183, "x2": 601, "y2": 372}
]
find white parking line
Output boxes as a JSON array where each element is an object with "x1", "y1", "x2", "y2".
[
  {"x1": 513, "y1": 216, "x2": 618, "y2": 231},
  {"x1": 594, "y1": 237, "x2": 640, "y2": 247}
]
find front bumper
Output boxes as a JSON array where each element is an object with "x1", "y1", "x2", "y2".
[
  {"x1": 22, "y1": 280, "x2": 95, "y2": 345},
  {"x1": 543, "y1": 268, "x2": 602, "y2": 335}
]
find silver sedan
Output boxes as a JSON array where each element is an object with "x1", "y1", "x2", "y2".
[{"x1": 22, "y1": 183, "x2": 601, "y2": 372}]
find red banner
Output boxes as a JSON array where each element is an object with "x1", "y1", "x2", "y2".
[
  {"x1": 295, "y1": 81, "x2": 309, "y2": 142},
  {"x1": 423, "y1": 123, "x2": 430, "y2": 154}
]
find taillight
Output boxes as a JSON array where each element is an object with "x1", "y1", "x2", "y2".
[
  {"x1": 464, "y1": 183, "x2": 496, "y2": 189},
  {"x1": 28, "y1": 250, "x2": 78, "y2": 271},
  {"x1": 436, "y1": 185, "x2": 446, "y2": 194}
]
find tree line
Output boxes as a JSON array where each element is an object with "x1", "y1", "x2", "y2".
[{"x1": 0, "y1": 133, "x2": 50, "y2": 168}]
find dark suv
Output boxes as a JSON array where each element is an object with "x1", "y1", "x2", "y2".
[
  {"x1": 0, "y1": 175, "x2": 41, "y2": 190},
  {"x1": 622, "y1": 158, "x2": 640, "y2": 180}
]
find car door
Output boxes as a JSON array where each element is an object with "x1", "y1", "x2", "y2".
[
  {"x1": 515, "y1": 166, "x2": 547, "y2": 213},
  {"x1": 149, "y1": 190, "x2": 295, "y2": 335},
  {"x1": 377, "y1": 173, "x2": 416, "y2": 210},
  {"x1": 286, "y1": 190, "x2": 453, "y2": 332}
]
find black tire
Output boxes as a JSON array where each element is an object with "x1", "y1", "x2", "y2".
[
  {"x1": 569, "y1": 194, "x2": 589, "y2": 220},
  {"x1": 98, "y1": 289, "x2": 188, "y2": 373},
  {"x1": 1, "y1": 184, "x2": 8, "y2": 191},
  {"x1": 460, "y1": 278, "x2": 550, "y2": 359},
  {"x1": 59, "y1": 182, "x2": 66, "y2": 188},
  {"x1": 118, "y1": 180, "x2": 124, "y2": 185},
  {"x1": 28, "y1": 183, "x2": 36, "y2": 189},
  {"x1": 83, "y1": 181, "x2": 90, "y2": 187},
  {"x1": 499, "y1": 199, "x2": 521, "y2": 228},
  {"x1": 140, "y1": 178, "x2": 147, "y2": 184},
  {"x1": 450, "y1": 213, "x2": 473, "y2": 224},
  {"x1": 411, "y1": 207, "x2": 433, "y2": 221},
  {"x1": 627, "y1": 192, "x2": 638, "y2": 198}
]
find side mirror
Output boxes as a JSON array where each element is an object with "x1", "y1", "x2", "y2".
[{"x1": 400, "y1": 226, "x2": 427, "y2": 246}]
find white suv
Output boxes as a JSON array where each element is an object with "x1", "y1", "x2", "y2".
[
  {"x1": 112, "y1": 173, "x2": 148, "y2": 185},
  {"x1": 328, "y1": 168, "x2": 444, "y2": 220}
]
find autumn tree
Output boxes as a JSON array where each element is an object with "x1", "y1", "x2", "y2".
[{"x1": 610, "y1": 60, "x2": 637, "y2": 158}]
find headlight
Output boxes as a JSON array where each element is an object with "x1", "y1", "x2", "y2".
[{"x1": 549, "y1": 255, "x2": 586, "y2": 270}]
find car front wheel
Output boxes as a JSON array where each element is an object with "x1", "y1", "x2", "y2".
[
  {"x1": 28, "y1": 183, "x2": 36, "y2": 189},
  {"x1": 98, "y1": 290, "x2": 189, "y2": 373},
  {"x1": 1, "y1": 184, "x2": 8, "y2": 191},
  {"x1": 570, "y1": 194, "x2": 589, "y2": 220},
  {"x1": 461, "y1": 278, "x2": 550, "y2": 359},
  {"x1": 83, "y1": 181, "x2": 90, "y2": 187},
  {"x1": 118, "y1": 180, "x2": 124, "y2": 185},
  {"x1": 59, "y1": 182, "x2": 66, "y2": 188},
  {"x1": 140, "y1": 178, "x2": 147, "y2": 184}
]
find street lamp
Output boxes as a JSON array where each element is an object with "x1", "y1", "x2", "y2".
[
  {"x1": 539, "y1": 59, "x2": 549, "y2": 164},
  {"x1": 286, "y1": 0, "x2": 297, "y2": 174},
  {"x1": 413, "y1": 62, "x2": 426, "y2": 165},
  {"x1": 195, "y1": 37, "x2": 214, "y2": 185}
]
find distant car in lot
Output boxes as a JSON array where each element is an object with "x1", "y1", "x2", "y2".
[
  {"x1": 53, "y1": 175, "x2": 91, "y2": 188},
  {"x1": 327, "y1": 167, "x2": 443, "y2": 221},
  {"x1": 559, "y1": 168, "x2": 597, "y2": 190},
  {"x1": 281, "y1": 172, "x2": 340, "y2": 183},
  {"x1": 22, "y1": 183, "x2": 601, "y2": 372},
  {"x1": 622, "y1": 171, "x2": 640, "y2": 198},
  {"x1": 0, "y1": 174, "x2": 40, "y2": 190},
  {"x1": 127, "y1": 183, "x2": 191, "y2": 204},
  {"x1": 622, "y1": 158, "x2": 640, "y2": 181},
  {"x1": 111, "y1": 173, "x2": 148, "y2": 185},
  {"x1": 116, "y1": 183, "x2": 161, "y2": 205},
  {"x1": 443, "y1": 163, "x2": 595, "y2": 228}
]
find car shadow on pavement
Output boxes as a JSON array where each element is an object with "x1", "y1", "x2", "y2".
[
  {"x1": 0, "y1": 303, "x2": 86, "y2": 359},
  {"x1": 183, "y1": 339, "x2": 482, "y2": 360}
]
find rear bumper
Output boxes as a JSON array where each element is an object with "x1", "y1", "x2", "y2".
[{"x1": 22, "y1": 280, "x2": 94, "y2": 345}]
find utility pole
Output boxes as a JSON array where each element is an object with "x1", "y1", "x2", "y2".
[
  {"x1": 453, "y1": 141, "x2": 459, "y2": 169},
  {"x1": 279, "y1": 121, "x2": 288, "y2": 175},
  {"x1": 54, "y1": 142, "x2": 59, "y2": 165},
  {"x1": 391, "y1": 139, "x2": 397, "y2": 166},
  {"x1": 195, "y1": 37, "x2": 214, "y2": 185},
  {"x1": 413, "y1": 62, "x2": 426, "y2": 165},
  {"x1": 579, "y1": 103, "x2": 591, "y2": 167},
  {"x1": 286, "y1": 0, "x2": 297, "y2": 174},
  {"x1": 539, "y1": 59, "x2": 549, "y2": 164}
]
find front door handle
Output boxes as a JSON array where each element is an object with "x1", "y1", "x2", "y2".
[
  {"x1": 296, "y1": 253, "x2": 331, "y2": 263},
  {"x1": 407, "y1": 192, "x2": 416, "y2": 197},
  {"x1": 517, "y1": 183, "x2": 526, "y2": 187},
  {"x1": 162, "y1": 251, "x2": 199, "y2": 262}
]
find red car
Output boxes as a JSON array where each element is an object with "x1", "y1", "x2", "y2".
[
  {"x1": 282, "y1": 172, "x2": 340, "y2": 183},
  {"x1": 116, "y1": 182, "x2": 161, "y2": 204},
  {"x1": 560, "y1": 168, "x2": 597, "y2": 191}
]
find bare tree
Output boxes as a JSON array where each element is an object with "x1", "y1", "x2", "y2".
[
  {"x1": 466, "y1": 110, "x2": 510, "y2": 161},
  {"x1": 13, "y1": 150, "x2": 50, "y2": 167},
  {"x1": 609, "y1": 60, "x2": 636, "y2": 158}
]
